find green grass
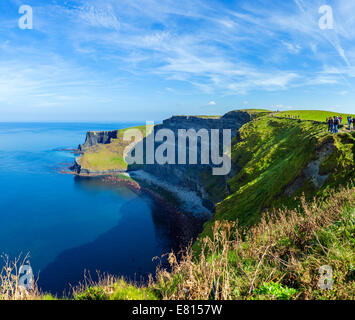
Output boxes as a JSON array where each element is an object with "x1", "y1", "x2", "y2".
[
  {"x1": 252, "y1": 281, "x2": 298, "y2": 300},
  {"x1": 109, "y1": 280, "x2": 158, "y2": 300},
  {"x1": 73, "y1": 279, "x2": 159, "y2": 301},
  {"x1": 196, "y1": 115, "x2": 355, "y2": 244},
  {"x1": 277, "y1": 110, "x2": 355, "y2": 122}
]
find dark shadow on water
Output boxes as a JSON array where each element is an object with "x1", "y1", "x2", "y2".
[{"x1": 37, "y1": 177, "x2": 181, "y2": 297}]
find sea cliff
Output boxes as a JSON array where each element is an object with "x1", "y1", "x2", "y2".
[
  {"x1": 73, "y1": 110, "x2": 255, "y2": 209},
  {"x1": 72, "y1": 109, "x2": 355, "y2": 229}
]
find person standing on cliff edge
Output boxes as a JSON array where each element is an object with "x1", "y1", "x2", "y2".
[
  {"x1": 329, "y1": 117, "x2": 334, "y2": 133},
  {"x1": 348, "y1": 116, "x2": 352, "y2": 130},
  {"x1": 333, "y1": 117, "x2": 339, "y2": 133},
  {"x1": 327, "y1": 117, "x2": 333, "y2": 132}
]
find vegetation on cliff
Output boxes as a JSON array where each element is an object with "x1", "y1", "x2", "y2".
[{"x1": 198, "y1": 113, "x2": 355, "y2": 243}]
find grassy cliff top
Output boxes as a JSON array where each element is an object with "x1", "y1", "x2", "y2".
[{"x1": 277, "y1": 110, "x2": 355, "y2": 122}]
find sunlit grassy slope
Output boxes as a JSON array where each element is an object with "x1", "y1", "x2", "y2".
[{"x1": 197, "y1": 115, "x2": 355, "y2": 242}]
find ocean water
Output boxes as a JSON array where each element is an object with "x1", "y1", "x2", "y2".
[{"x1": 0, "y1": 123, "x2": 173, "y2": 296}]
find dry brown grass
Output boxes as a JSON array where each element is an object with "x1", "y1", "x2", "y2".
[
  {"x1": 0, "y1": 254, "x2": 40, "y2": 300},
  {"x1": 154, "y1": 185, "x2": 355, "y2": 300}
]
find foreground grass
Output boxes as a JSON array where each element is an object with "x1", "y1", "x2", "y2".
[
  {"x1": 1, "y1": 186, "x2": 354, "y2": 300},
  {"x1": 152, "y1": 185, "x2": 354, "y2": 300}
]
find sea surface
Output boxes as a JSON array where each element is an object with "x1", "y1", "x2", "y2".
[{"x1": 0, "y1": 122, "x2": 173, "y2": 296}]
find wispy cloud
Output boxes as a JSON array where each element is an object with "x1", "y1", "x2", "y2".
[{"x1": 78, "y1": 4, "x2": 121, "y2": 31}]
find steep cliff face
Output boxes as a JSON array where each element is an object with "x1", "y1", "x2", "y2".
[
  {"x1": 129, "y1": 111, "x2": 254, "y2": 208},
  {"x1": 78, "y1": 130, "x2": 119, "y2": 151}
]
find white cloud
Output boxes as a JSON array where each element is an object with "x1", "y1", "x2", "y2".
[
  {"x1": 282, "y1": 41, "x2": 301, "y2": 54},
  {"x1": 208, "y1": 101, "x2": 216, "y2": 105},
  {"x1": 78, "y1": 4, "x2": 121, "y2": 31},
  {"x1": 0, "y1": 57, "x2": 128, "y2": 110}
]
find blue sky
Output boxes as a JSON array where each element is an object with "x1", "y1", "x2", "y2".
[{"x1": 0, "y1": 0, "x2": 354, "y2": 122}]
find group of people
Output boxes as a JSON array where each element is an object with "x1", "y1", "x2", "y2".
[
  {"x1": 327, "y1": 115, "x2": 355, "y2": 133},
  {"x1": 283, "y1": 114, "x2": 300, "y2": 119}
]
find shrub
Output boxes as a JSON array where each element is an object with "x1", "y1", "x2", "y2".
[{"x1": 253, "y1": 281, "x2": 297, "y2": 300}]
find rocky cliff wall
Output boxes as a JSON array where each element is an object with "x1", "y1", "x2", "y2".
[
  {"x1": 128, "y1": 111, "x2": 253, "y2": 209},
  {"x1": 78, "y1": 130, "x2": 119, "y2": 151}
]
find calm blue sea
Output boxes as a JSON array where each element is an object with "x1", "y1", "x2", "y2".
[{"x1": 0, "y1": 123, "x2": 173, "y2": 296}]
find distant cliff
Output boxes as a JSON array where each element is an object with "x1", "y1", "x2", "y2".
[
  {"x1": 73, "y1": 111, "x2": 254, "y2": 208},
  {"x1": 159, "y1": 110, "x2": 251, "y2": 135},
  {"x1": 78, "y1": 130, "x2": 119, "y2": 151}
]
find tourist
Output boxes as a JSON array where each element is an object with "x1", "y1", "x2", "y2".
[
  {"x1": 353, "y1": 117, "x2": 355, "y2": 130},
  {"x1": 348, "y1": 116, "x2": 352, "y2": 130},
  {"x1": 329, "y1": 117, "x2": 334, "y2": 133},
  {"x1": 334, "y1": 117, "x2": 339, "y2": 133}
]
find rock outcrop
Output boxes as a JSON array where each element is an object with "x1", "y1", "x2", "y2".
[
  {"x1": 78, "y1": 130, "x2": 119, "y2": 151},
  {"x1": 284, "y1": 140, "x2": 336, "y2": 196}
]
